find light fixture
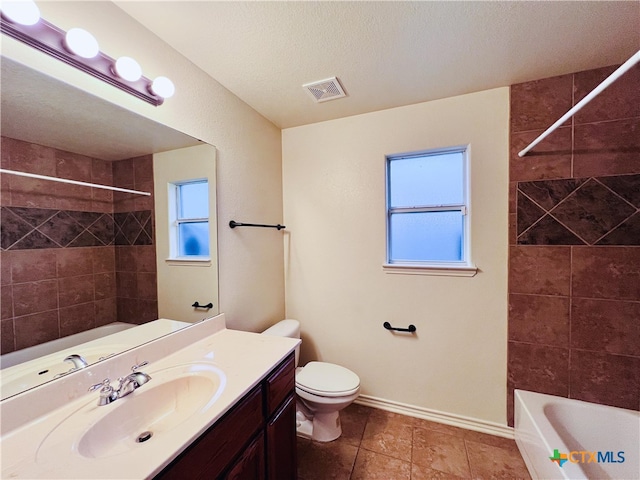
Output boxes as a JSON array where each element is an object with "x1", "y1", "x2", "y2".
[
  {"x1": 64, "y1": 27, "x2": 99, "y2": 59},
  {"x1": 150, "y1": 76, "x2": 175, "y2": 99},
  {"x1": 0, "y1": 0, "x2": 40, "y2": 26},
  {"x1": 0, "y1": 1, "x2": 174, "y2": 106},
  {"x1": 114, "y1": 56, "x2": 142, "y2": 82}
]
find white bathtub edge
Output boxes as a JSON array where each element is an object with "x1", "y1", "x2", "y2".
[
  {"x1": 515, "y1": 389, "x2": 571, "y2": 480},
  {"x1": 513, "y1": 389, "x2": 640, "y2": 480}
]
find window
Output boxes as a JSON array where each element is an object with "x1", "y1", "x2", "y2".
[
  {"x1": 170, "y1": 180, "x2": 210, "y2": 258},
  {"x1": 386, "y1": 147, "x2": 473, "y2": 272}
]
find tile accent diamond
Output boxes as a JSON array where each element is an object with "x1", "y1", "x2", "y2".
[
  {"x1": 1, "y1": 208, "x2": 33, "y2": 249},
  {"x1": 518, "y1": 178, "x2": 586, "y2": 210},
  {"x1": 550, "y1": 179, "x2": 636, "y2": 244},
  {"x1": 599, "y1": 174, "x2": 640, "y2": 207},
  {"x1": 0, "y1": 207, "x2": 153, "y2": 250},
  {"x1": 517, "y1": 174, "x2": 639, "y2": 246}
]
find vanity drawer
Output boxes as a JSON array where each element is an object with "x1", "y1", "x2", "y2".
[
  {"x1": 264, "y1": 352, "x2": 295, "y2": 416},
  {"x1": 155, "y1": 385, "x2": 264, "y2": 480}
]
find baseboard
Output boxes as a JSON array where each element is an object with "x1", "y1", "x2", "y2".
[{"x1": 354, "y1": 394, "x2": 514, "y2": 439}]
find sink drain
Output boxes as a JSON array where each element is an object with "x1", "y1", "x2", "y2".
[{"x1": 136, "y1": 431, "x2": 153, "y2": 443}]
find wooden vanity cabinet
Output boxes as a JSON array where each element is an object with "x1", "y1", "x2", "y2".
[
  {"x1": 266, "y1": 394, "x2": 296, "y2": 480},
  {"x1": 155, "y1": 352, "x2": 296, "y2": 480},
  {"x1": 225, "y1": 431, "x2": 265, "y2": 479},
  {"x1": 264, "y1": 354, "x2": 297, "y2": 480}
]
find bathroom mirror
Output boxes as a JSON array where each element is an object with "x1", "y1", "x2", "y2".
[{"x1": 0, "y1": 57, "x2": 219, "y2": 399}]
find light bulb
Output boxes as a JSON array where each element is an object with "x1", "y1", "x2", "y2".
[
  {"x1": 114, "y1": 56, "x2": 142, "y2": 82},
  {"x1": 0, "y1": 0, "x2": 40, "y2": 26},
  {"x1": 64, "y1": 28, "x2": 99, "y2": 59},
  {"x1": 150, "y1": 76, "x2": 175, "y2": 99}
]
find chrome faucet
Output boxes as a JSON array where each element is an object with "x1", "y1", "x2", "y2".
[
  {"x1": 117, "y1": 361, "x2": 152, "y2": 398},
  {"x1": 53, "y1": 354, "x2": 90, "y2": 379},
  {"x1": 64, "y1": 354, "x2": 88, "y2": 369},
  {"x1": 88, "y1": 361, "x2": 151, "y2": 406}
]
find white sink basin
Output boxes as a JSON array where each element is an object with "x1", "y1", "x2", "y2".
[{"x1": 36, "y1": 363, "x2": 226, "y2": 461}]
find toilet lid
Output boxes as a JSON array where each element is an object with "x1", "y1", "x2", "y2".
[{"x1": 296, "y1": 361, "x2": 360, "y2": 397}]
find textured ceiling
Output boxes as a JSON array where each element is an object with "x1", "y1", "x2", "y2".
[{"x1": 115, "y1": 1, "x2": 640, "y2": 129}]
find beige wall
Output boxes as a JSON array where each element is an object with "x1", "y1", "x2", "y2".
[
  {"x1": 154, "y1": 145, "x2": 219, "y2": 322},
  {"x1": 2, "y1": 2, "x2": 284, "y2": 331},
  {"x1": 282, "y1": 88, "x2": 510, "y2": 424}
]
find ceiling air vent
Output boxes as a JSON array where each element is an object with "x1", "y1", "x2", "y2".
[{"x1": 302, "y1": 77, "x2": 347, "y2": 103}]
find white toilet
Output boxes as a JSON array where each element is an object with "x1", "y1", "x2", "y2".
[{"x1": 262, "y1": 319, "x2": 360, "y2": 442}]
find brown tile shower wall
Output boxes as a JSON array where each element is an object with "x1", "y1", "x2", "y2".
[
  {"x1": 0, "y1": 138, "x2": 157, "y2": 354},
  {"x1": 507, "y1": 64, "x2": 640, "y2": 425},
  {"x1": 112, "y1": 156, "x2": 158, "y2": 325}
]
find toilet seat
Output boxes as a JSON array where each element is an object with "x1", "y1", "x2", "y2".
[{"x1": 296, "y1": 361, "x2": 360, "y2": 398}]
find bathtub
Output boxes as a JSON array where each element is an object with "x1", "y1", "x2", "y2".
[
  {"x1": 0, "y1": 322, "x2": 135, "y2": 369},
  {"x1": 515, "y1": 390, "x2": 640, "y2": 480}
]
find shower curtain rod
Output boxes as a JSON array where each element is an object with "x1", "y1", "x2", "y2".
[
  {"x1": 518, "y1": 49, "x2": 640, "y2": 158},
  {"x1": 0, "y1": 169, "x2": 151, "y2": 196}
]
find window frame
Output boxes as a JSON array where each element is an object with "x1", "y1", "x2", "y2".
[
  {"x1": 168, "y1": 178, "x2": 210, "y2": 261},
  {"x1": 383, "y1": 146, "x2": 477, "y2": 277}
]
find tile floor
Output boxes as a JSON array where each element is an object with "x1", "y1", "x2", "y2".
[{"x1": 297, "y1": 404, "x2": 532, "y2": 479}]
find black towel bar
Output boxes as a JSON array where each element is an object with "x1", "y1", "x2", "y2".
[
  {"x1": 229, "y1": 220, "x2": 286, "y2": 230},
  {"x1": 383, "y1": 322, "x2": 416, "y2": 333},
  {"x1": 192, "y1": 301, "x2": 213, "y2": 309}
]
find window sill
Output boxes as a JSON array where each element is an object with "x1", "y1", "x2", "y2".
[
  {"x1": 165, "y1": 257, "x2": 212, "y2": 267},
  {"x1": 382, "y1": 263, "x2": 478, "y2": 277}
]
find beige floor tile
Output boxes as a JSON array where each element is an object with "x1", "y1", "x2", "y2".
[
  {"x1": 351, "y1": 449, "x2": 411, "y2": 480},
  {"x1": 463, "y1": 430, "x2": 520, "y2": 450},
  {"x1": 297, "y1": 408, "x2": 533, "y2": 480},
  {"x1": 340, "y1": 403, "x2": 372, "y2": 447},
  {"x1": 297, "y1": 438, "x2": 359, "y2": 480},
  {"x1": 412, "y1": 427, "x2": 471, "y2": 478},
  {"x1": 297, "y1": 437, "x2": 313, "y2": 460},
  {"x1": 412, "y1": 463, "x2": 469, "y2": 480},
  {"x1": 360, "y1": 410, "x2": 414, "y2": 462},
  {"x1": 465, "y1": 440, "x2": 532, "y2": 480}
]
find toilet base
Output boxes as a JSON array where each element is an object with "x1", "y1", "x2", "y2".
[{"x1": 296, "y1": 409, "x2": 342, "y2": 442}]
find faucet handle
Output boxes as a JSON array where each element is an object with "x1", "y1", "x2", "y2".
[
  {"x1": 89, "y1": 378, "x2": 118, "y2": 406},
  {"x1": 131, "y1": 361, "x2": 149, "y2": 372},
  {"x1": 88, "y1": 378, "x2": 112, "y2": 393}
]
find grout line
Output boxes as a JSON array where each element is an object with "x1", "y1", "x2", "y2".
[
  {"x1": 568, "y1": 245, "x2": 573, "y2": 399},
  {"x1": 463, "y1": 438, "x2": 474, "y2": 479},
  {"x1": 571, "y1": 73, "x2": 575, "y2": 178}
]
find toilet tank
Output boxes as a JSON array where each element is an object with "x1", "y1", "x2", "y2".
[{"x1": 262, "y1": 319, "x2": 300, "y2": 366}]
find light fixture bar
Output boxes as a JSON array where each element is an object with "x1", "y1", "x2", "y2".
[{"x1": 0, "y1": 16, "x2": 164, "y2": 106}]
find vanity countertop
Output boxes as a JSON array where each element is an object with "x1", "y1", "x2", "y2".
[{"x1": 0, "y1": 314, "x2": 299, "y2": 479}]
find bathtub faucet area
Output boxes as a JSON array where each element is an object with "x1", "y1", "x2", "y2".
[
  {"x1": 64, "y1": 354, "x2": 88, "y2": 370},
  {"x1": 52, "y1": 354, "x2": 90, "y2": 379}
]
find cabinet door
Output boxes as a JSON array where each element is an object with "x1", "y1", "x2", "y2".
[
  {"x1": 225, "y1": 431, "x2": 265, "y2": 480},
  {"x1": 265, "y1": 354, "x2": 295, "y2": 416},
  {"x1": 266, "y1": 394, "x2": 297, "y2": 480},
  {"x1": 154, "y1": 387, "x2": 263, "y2": 480}
]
